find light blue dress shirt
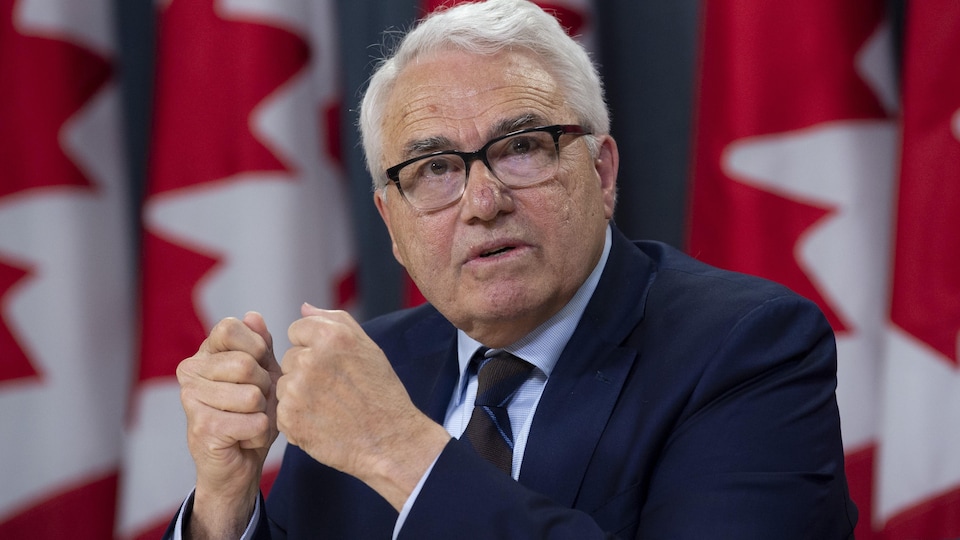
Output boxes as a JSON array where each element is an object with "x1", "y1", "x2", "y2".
[{"x1": 393, "y1": 226, "x2": 611, "y2": 536}]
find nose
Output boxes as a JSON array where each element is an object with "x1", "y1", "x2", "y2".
[{"x1": 460, "y1": 160, "x2": 513, "y2": 221}]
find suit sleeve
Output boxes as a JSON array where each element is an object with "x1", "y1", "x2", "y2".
[
  {"x1": 400, "y1": 439, "x2": 615, "y2": 540},
  {"x1": 634, "y1": 294, "x2": 857, "y2": 538}
]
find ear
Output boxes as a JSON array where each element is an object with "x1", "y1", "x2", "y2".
[
  {"x1": 373, "y1": 190, "x2": 407, "y2": 267},
  {"x1": 594, "y1": 135, "x2": 620, "y2": 219}
]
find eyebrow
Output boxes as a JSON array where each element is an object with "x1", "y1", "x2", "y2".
[
  {"x1": 402, "y1": 136, "x2": 455, "y2": 158},
  {"x1": 399, "y1": 113, "x2": 549, "y2": 159},
  {"x1": 489, "y1": 113, "x2": 544, "y2": 138}
]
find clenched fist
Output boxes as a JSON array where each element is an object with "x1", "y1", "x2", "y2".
[
  {"x1": 277, "y1": 303, "x2": 451, "y2": 510},
  {"x1": 177, "y1": 311, "x2": 281, "y2": 538}
]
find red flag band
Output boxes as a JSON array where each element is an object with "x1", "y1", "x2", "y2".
[
  {"x1": 122, "y1": 1, "x2": 356, "y2": 537},
  {"x1": 0, "y1": 0, "x2": 132, "y2": 537}
]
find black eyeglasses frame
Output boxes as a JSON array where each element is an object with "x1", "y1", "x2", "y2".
[{"x1": 384, "y1": 124, "x2": 591, "y2": 209}]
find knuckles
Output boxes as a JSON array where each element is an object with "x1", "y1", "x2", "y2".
[
  {"x1": 247, "y1": 412, "x2": 272, "y2": 439},
  {"x1": 275, "y1": 403, "x2": 296, "y2": 444},
  {"x1": 187, "y1": 406, "x2": 273, "y2": 453},
  {"x1": 288, "y1": 315, "x2": 355, "y2": 351},
  {"x1": 236, "y1": 383, "x2": 268, "y2": 412},
  {"x1": 231, "y1": 354, "x2": 262, "y2": 383},
  {"x1": 187, "y1": 406, "x2": 223, "y2": 443}
]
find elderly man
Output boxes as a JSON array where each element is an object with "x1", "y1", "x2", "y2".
[{"x1": 169, "y1": 0, "x2": 857, "y2": 538}]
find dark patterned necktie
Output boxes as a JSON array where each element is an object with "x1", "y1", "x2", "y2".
[{"x1": 461, "y1": 350, "x2": 534, "y2": 474}]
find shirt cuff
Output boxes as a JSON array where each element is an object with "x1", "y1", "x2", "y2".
[{"x1": 392, "y1": 452, "x2": 442, "y2": 540}]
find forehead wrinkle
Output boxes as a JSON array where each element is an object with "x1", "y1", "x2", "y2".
[
  {"x1": 388, "y1": 97, "x2": 455, "y2": 160},
  {"x1": 400, "y1": 111, "x2": 552, "y2": 160},
  {"x1": 383, "y1": 51, "x2": 569, "y2": 165},
  {"x1": 397, "y1": 78, "x2": 559, "y2": 128}
]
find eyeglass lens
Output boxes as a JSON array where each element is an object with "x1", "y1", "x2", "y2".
[{"x1": 398, "y1": 130, "x2": 559, "y2": 210}]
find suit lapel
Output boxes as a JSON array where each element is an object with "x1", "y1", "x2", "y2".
[
  {"x1": 519, "y1": 226, "x2": 657, "y2": 507},
  {"x1": 391, "y1": 313, "x2": 460, "y2": 423}
]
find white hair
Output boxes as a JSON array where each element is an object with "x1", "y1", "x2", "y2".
[{"x1": 358, "y1": 0, "x2": 609, "y2": 191}]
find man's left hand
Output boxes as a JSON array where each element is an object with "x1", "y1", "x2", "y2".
[{"x1": 277, "y1": 303, "x2": 451, "y2": 510}]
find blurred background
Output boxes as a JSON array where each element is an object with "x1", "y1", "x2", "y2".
[{"x1": 2, "y1": 0, "x2": 958, "y2": 538}]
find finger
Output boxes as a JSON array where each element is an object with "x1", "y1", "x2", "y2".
[
  {"x1": 179, "y1": 357, "x2": 270, "y2": 414},
  {"x1": 287, "y1": 314, "x2": 329, "y2": 349},
  {"x1": 300, "y1": 302, "x2": 325, "y2": 318},
  {"x1": 277, "y1": 346, "x2": 315, "y2": 379},
  {"x1": 289, "y1": 308, "x2": 360, "y2": 349},
  {"x1": 200, "y1": 317, "x2": 269, "y2": 359},
  {"x1": 179, "y1": 351, "x2": 273, "y2": 394},
  {"x1": 242, "y1": 311, "x2": 276, "y2": 356},
  {"x1": 193, "y1": 380, "x2": 269, "y2": 415},
  {"x1": 274, "y1": 392, "x2": 300, "y2": 447},
  {"x1": 238, "y1": 428, "x2": 274, "y2": 450},
  {"x1": 243, "y1": 311, "x2": 282, "y2": 377},
  {"x1": 300, "y1": 304, "x2": 357, "y2": 328},
  {"x1": 189, "y1": 408, "x2": 272, "y2": 451}
]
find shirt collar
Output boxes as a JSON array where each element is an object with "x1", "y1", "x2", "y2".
[{"x1": 454, "y1": 225, "x2": 612, "y2": 397}]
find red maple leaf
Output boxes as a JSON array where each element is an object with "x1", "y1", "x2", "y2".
[
  {"x1": 148, "y1": 0, "x2": 310, "y2": 194},
  {"x1": 0, "y1": 0, "x2": 111, "y2": 199},
  {"x1": 138, "y1": 0, "x2": 310, "y2": 382},
  {"x1": 0, "y1": 0, "x2": 111, "y2": 384},
  {"x1": 138, "y1": 233, "x2": 219, "y2": 383},
  {"x1": 0, "y1": 257, "x2": 37, "y2": 383}
]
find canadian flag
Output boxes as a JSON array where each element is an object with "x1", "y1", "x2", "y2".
[
  {"x1": 690, "y1": 0, "x2": 960, "y2": 538},
  {"x1": 0, "y1": 0, "x2": 133, "y2": 538},
  {"x1": 118, "y1": 0, "x2": 356, "y2": 538}
]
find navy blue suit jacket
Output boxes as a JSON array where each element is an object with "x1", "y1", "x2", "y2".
[{"x1": 185, "y1": 226, "x2": 858, "y2": 538}]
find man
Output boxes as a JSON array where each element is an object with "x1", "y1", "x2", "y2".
[{"x1": 169, "y1": 0, "x2": 858, "y2": 538}]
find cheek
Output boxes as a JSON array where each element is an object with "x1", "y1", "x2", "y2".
[
  {"x1": 531, "y1": 170, "x2": 607, "y2": 257},
  {"x1": 393, "y1": 217, "x2": 453, "y2": 276},
  {"x1": 561, "y1": 164, "x2": 607, "y2": 220},
  {"x1": 531, "y1": 174, "x2": 587, "y2": 223}
]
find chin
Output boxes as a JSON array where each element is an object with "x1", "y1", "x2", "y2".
[
  {"x1": 479, "y1": 294, "x2": 547, "y2": 329},
  {"x1": 439, "y1": 290, "x2": 534, "y2": 325}
]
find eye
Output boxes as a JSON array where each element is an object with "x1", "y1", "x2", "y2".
[
  {"x1": 504, "y1": 135, "x2": 540, "y2": 156},
  {"x1": 413, "y1": 155, "x2": 461, "y2": 179},
  {"x1": 426, "y1": 159, "x2": 450, "y2": 176}
]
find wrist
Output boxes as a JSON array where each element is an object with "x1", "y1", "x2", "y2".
[
  {"x1": 188, "y1": 481, "x2": 259, "y2": 540},
  {"x1": 364, "y1": 418, "x2": 451, "y2": 511}
]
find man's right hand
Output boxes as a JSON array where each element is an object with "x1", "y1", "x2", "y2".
[{"x1": 176, "y1": 312, "x2": 281, "y2": 539}]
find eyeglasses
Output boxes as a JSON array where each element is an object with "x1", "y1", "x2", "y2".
[{"x1": 385, "y1": 124, "x2": 592, "y2": 211}]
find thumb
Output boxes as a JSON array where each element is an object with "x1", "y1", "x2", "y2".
[
  {"x1": 300, "y1": 301, "x2": 327, "y2": 318},
  {"x1": 242, "y1": 311, "x2": 270, "y2": 341},
  {"x1": 242, "y1": 311, "x2": 278, "y2": 365}
]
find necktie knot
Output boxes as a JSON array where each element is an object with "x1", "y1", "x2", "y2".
[{"x1": 474, "y1": 351, "x2": 534, "y2": 407}]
